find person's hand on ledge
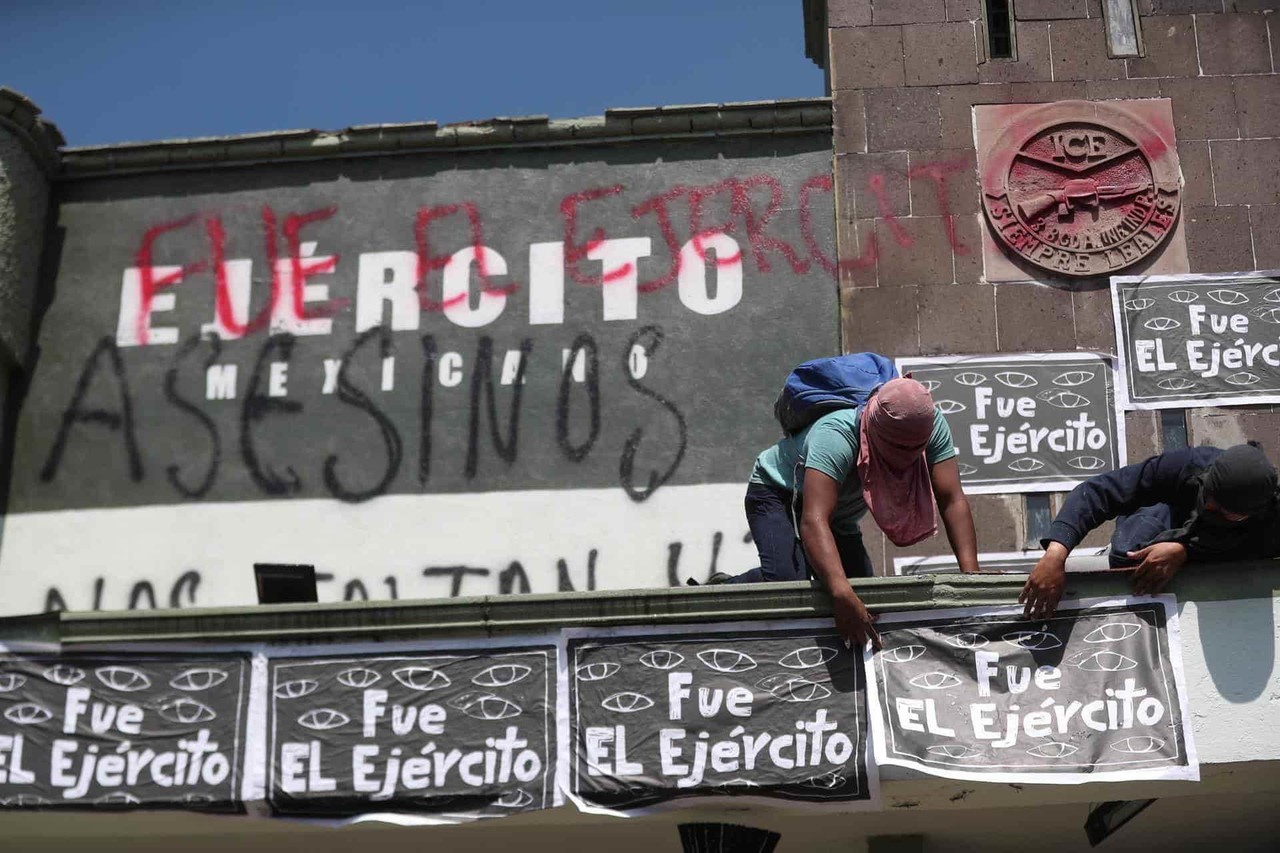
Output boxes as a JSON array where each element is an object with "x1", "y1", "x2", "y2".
[{"x1": 1128, "y1": 542, "x2": 1188, "y2": 596}]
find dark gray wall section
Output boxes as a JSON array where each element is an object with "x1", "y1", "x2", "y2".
[{"x1": 9, "y1": 134, "x2": 836, "y2": 512}]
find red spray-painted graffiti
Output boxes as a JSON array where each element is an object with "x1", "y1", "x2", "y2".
[{"x1": 122, "y1": 164, "x2": 971, "y2": 343}]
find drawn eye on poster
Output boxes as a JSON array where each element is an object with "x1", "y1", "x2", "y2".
[
  {"x1": 0, "y1": 654, "x2": 250, "y2": 810},
  {"x1": 564, "y1": 621, "x2": 875, "y2": 815},
  {"x1": 265, "y1": 645, "x2": 556, "y2": 823},
  {"x1": 864, "y1": 597, "x2": 1197, "y2": 784},
  {"x1": 896, "y1": 353, "x2": 1125, "y2": 494},
  {"x1": 1111, "y1": 271, "x2": 1280, "y2": 409}
]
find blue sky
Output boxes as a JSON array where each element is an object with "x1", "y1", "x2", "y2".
[{"x1": 1, "y1": 1, "x2": 824, "y2": 146}]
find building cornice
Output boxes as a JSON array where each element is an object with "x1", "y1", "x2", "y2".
[
  {"x1": 55, "y1": 98, "x2": 833, "y2": 180},
  {"x1": 4, "y1": 561, "x2": 1277, "y2": 648},
  {"x1": 0, "y1": 87, "x2": 65, "y2": 177}
]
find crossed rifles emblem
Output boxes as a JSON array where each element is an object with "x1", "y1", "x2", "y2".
[{"x1": 1009, "y1": 132, "x2": 1152, "y2": 223}]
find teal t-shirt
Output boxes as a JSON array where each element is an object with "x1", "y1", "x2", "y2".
[{"x1": 750, "y1": 408, "x2": 956, "y2": 534}]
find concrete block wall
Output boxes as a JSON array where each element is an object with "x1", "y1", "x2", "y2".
[{"x1": 825, "y1": 1, "x2": 1280, "y2": 572}]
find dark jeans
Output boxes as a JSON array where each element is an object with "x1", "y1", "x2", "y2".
[
  {"x1": 1108, "y1": 503, "x2": 1175, "y2": 568},
  {"x1": 726, "y1": 481, "x2": 874, "y2": 584}
]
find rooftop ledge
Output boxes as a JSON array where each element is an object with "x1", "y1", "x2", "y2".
[
  {"x1": 3, "y1": 560, "x2": 1277, "y2": 648},
  {"x1": 54, "y1": 97, "x2": 833, "y2": 180}
]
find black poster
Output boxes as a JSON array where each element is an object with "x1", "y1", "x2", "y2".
[
  {"x1": 1113, "y1": 271, "x2": 1280, "y2": 408},
  {"x1": 897, "y1": 353, "x2": 1124, "y2": 494},
  {"x1": 867, "y1": 599, "x2": 1197, "y2": 783},
  {"x1": 266, "y1": 646, "x2": 556, "y2": 820},
  {"x1": 567, "y1": 624, "x2": 873, "y2": 813},
  {"x1": 0, "y1": 654, "x2": 250, "y2": 810}
]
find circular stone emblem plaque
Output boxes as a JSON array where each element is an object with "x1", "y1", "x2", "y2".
[{"x1": 981, "y1": 102, "x2": 1181, "y2": 278}]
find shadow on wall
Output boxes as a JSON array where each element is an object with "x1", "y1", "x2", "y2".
[{"x1": 1187, "y1": 594, "x2": 1276, "y2": 704}]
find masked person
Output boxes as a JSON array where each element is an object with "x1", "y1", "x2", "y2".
[
  {"x1": 1021, "y1": 442, "x2": 1280, "y2": 619},
  {"x1": 718, "y1": 377, "x2": 980, "y2": 650}
]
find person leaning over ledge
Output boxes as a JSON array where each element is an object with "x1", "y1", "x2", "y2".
[
  {"x1": 717, "y1": 378, "x2": 980, "y2": 650},
  {"x1": 1021, "y1": 442, "x2": 1280, "y2": 620}
]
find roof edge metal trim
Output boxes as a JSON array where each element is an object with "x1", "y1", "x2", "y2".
[{"x1": 57, "y1": 98, "x2": 834, "y2": 180}]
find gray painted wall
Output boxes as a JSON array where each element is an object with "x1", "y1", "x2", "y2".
[{"x1": 0, "y1": 132, "x2": 839, "y2": 612}]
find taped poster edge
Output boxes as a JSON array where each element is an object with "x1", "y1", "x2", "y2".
[
  {"x1": 560, "y1": 617, "x2": 881, "y2": 817},
  {"x1": 895, "y1": 351, "x2": 1129, "y2": 483},
  {"x1": 862, "y1": 595, "x2": 1199, "y2": 785},
  {"x1": 1111, "y1": 270, "x2": 1280, "y2": 411},
  {"x1": 891, "y1": 547, "x2": 1111, "y2": 576}
]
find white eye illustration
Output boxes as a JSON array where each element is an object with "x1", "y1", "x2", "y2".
[
  {"x1": 638, "y1": 650, "x2": 685, "y2": 670},
  {"x1": 1167, "y1": 290, "x2": 1199, "y2": 304},
  {"x1": 954, "y1": 372, "x2": 987, "y2": 386},
  {"x1": 946, "y1": 633, "x2": 988, "y2": 650},
  {"x1": 1156, "y1": 377, "x2": 1197, "y2": 392},
  {"x1": 169, "y1": 668, "x2": 229, "y2": 692},
  {"x1": 392, "y1": 666, "x2": 452, "y2": 692},
  {"x1": 1250, "y1": 307, "x2": 1280, "y2": 324},
  {"x1": 4, "y1": 702, "x2": 53, "y2": 725},
  {"x1": 336, "y1": 667, "x2": 382, "y2": 689},
  {"x1": 494, "y1": 789, "x2": 534, "y2": 808},
  {"x1": 0, "y1": 794, "x2": 49, "y2": 807},
  {"x1": 159, "y1": 698, "x2": 217, "y2": 725},
  {"x1": 909, "y1": 671, "x2": 962, "y2": 690},
  {"x1": 957, "y1": 463, "x2": 978, "y2": 476},
  {"x1": 600, "y1": 691, "x2": 655, "y2": 713},
  {"x1": 697, "y1": 649, "x2": 758, "y2": 673},
  {"x1": 1225, "y1": 371, "x2": 1261, "y2": 387},
  {"x1": 1123, "y1": 298, "x2": 1155, "y2": 311},
  {"x1": 801, "y1": 771, "x2": 846, "y2": 789},
  {"x1": 1083, "y1": 622, "x2": 1142, "y2": 643},
  {"x1": 935, "y1": 399, "x2": 967, "y2": 414},
  {"x1": 451, "y1": 692, "x2": 523, "y2": 720},
  {"x1": 1053, "y1": 370, "x2": 1095, "y2": 387},
  {"x1": 881, "y1": 645, "x2": 926, "y2": 663},
  {"x1": 95, "y1": 666, "x2": 152, "y2": 692},
  {"x1": 0, "y1": 671, "x2": 26, "y2": 693},
  {"x1": 1003, "y1": 630, "x2": 1063, "y2": 651},
  {"x1": 1207, "y1": 289, "x2": 1249, "y2": 306},
  {"x1": 1068, "y1": 455, "x2": 1107, "y2": 471},
  {"x1": 274, "y1": 679, "x2": 319, "y2": 699},
  {"x1": 927, "y1": 744, "x2": 980, "y2": 759},
  {"x1": 1111, "y1": 736, "x2": 1165, "y2": 754},
  {"x1": 43, "y1": 664, "x2": 85, "y2": 686},
  {"x1": 1072, "y1": 651, "x2": 1139, "y2": 672},
  {"x1": 995, "y1": 371, "x2": 1037, "y2": 389},
  {"x1": 297, "y1": 708, "x2": 350, "y2": 731},
  {"x1": 1027, "y1": 741, "x2": 1079, "y2": 759},
  {"x1": 1264, "y1": 288, "x2": 1280, "y2": 304},
  {"x1": 472, "y1": 663, "x2": 532, "y2": 687},
  {"x1": 95, "y1": 792, "x2": 140, "y2": 806},
  {"x1": 919, "y1": 380, "x2": 941, "y2": 392},
  {"x1": 778, "y1": 646, "x2": 840, "y2": 669},
  {"x1": 1008, "y1": 458, "x2": 1046, "y2": 473},
  {"x1": 768, "y1": 677, "x2": 832, "y2": 703},
  {"x1": 1038, "y1": 389, "x2": 1090, "y2": 409},
  {"x1": 576, "y1": 662, "x2": 620, "y2": 682}
]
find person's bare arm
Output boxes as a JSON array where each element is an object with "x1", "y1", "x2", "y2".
[
  {"x1": 930, "y1": 457, "x2": 980, "y2": 573},
  {"x1": 799, "y1": 468, "x2": 881, "y2": 650}
]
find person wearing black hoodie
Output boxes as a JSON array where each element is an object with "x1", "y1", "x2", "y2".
[{"x1": 1021, "y1": 442, "x2": 1279, "y2": 619}]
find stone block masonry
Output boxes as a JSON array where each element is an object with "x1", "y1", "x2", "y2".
[{"x1": 821, "y1": 0, "x2": 1279, "y2": 564}]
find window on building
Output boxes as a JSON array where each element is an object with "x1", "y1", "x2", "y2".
[
  {"x1": 1102, "y1": 0, "x2": 1144, "y2": 58},
  {"x1": 1025, "y1": 494, "x2": 1053, "y2": 549},
  {"x1": 1160, "y1": 410, "x2": 1189, "y2": 451},
  {"x1": 983, "y1": 0, "x2": 1016, "y2": 60}
]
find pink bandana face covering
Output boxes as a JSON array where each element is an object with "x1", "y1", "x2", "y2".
[{"x1": 857, "y1": 378, "x2": 938, "y2": 547}]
